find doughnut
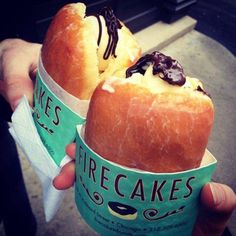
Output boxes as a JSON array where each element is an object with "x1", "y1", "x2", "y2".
[
  {"x1": 85, "y1": 51, "x2": 214, "y2": 173},
  {"x1": 108, "y1": 201, "x2": 137, "y2": 220},
  {"x1": 41, "y1": 3, "x2": 141, "y2": 100}
]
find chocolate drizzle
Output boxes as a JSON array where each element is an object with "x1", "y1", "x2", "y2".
[
  {"x1": 95, "y1": 15, "x2": 102, "y2": 46},
  {"x1": 126, "y1": 51, "x2": 186, "y2": 86},
  {"x1": 96, "y1": 7, "x2": 122, "y2": 60},
  {"x1": 196, "y1": 85, "x2": 211, "y2": 97}
]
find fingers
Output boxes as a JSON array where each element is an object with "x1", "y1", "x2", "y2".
[
  {"x1": 66, "y1": 143, "x2": 76, "y2": 160},
  {"x1": 0, "y1": 39, "x2": 41, "y2": 110},
  {"x1": 53, "y1": 143, "x2": 76, "y2": 190},
  {"x1": 193, "y1": 182, "x2": 236, "y2": 236},
  {"x1": 53, "y1": 161, "x2": 76, "y2": 190},
  {"x1": 1, "y1": 74, "x2": 34, "y2": 110},
  {"x1": 202, "y1": 183, "x2": 236, "y2": 214}
]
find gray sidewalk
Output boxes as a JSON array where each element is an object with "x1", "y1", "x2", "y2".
[
  {"x1": 162, "y1": 30, "x2": 236, "y2": 235},
  {"x1": 1, "y1": 21, "x2": 236, "y2": 236}
]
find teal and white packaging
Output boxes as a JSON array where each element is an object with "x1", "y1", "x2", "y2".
[
  {"x1": 33, "y1": 56, "x2": 88, "y2": 166},
  {"x1": 75, "y1": 125, "x2": 217, "y2": 236}
]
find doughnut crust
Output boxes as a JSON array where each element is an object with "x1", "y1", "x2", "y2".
[
  {"x1": 84, "y1": 65, "x2": 214, "y2": 173},
  {"x1": 41, "y1": 3, "x2": 141, "y2": 100}
]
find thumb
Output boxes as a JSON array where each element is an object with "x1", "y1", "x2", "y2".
[
  {"x1": 1, "y1": 73, "x2": 34, "y2": 110},
  {"x1": 193, "y1": 182, "x2": 236, "y2": 236},
  {"x1": 0, "y1": 39, "x2": 41, "y2": 110}
]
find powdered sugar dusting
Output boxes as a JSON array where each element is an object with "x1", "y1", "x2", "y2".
[{"x1": 102, "y1": 82, "x2": 115, "y2": 93}]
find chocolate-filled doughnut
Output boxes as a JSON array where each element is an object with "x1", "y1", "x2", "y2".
[
  {"x1": 85, "y1": 51, "x2": 214, "y2": 173},
  {"x1": 41, "y1": 3, "x2": 141, "y2": 100}
]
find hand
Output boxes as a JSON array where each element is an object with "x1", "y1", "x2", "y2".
[
  {"x1": 193, "y1": 182, "x2": 236, "y2": 236},
  {"x1": 53, "y1": 143, "x2": 76, "y2": 190},
  {"x1": 54, "y1": 144, "x2": 236, "y2": 236},
  {"x1": 0, "y1": 39, "x2": 41, "y2": 110}
]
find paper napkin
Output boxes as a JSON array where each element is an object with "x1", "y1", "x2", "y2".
[{"x1": 9, "y1": 96, "x2": 70, "y2": 222}]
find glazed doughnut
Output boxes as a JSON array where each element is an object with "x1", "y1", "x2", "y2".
[
  {"x1": 108, "y1": 201, "x2": 137, "y2": 220},
  {"x1": 85, "y1": 51, "x2": 214, "y2": 173},
  {"x1": 41, "y1": 3, "x2": 141, "y2": 100}
]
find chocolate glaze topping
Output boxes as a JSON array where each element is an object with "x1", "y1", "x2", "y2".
[
  {"x1": 126, "y1": 51, "x2": 186, "y2": 86},
  {"x1": 96, "y1": 7, "x2": 122, "y2": 60},
  {"x1": 196, "y1": 85, "x2": 211, "y2": 97},
  {"x1": 95, "y1": 15, "x2": 102, "y2": 46}
]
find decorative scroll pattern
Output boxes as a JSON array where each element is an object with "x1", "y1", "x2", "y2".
[
  {"x1": 34, "y1": 109, "x2": 54, "y2": 134},
  {"x1": 143, "y1": 206, "x2": 185, "y2": 221},
  {"x1": 79, "y1": 175, "x2": 104, "y2": 205}
]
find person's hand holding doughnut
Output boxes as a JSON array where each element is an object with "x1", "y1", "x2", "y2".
[
  {"x1": 0, "y1": 39, "x2": 41, "y2": 110},
  {"x1": 54, "y1": 143, "x2": 236, "y2": 236}
]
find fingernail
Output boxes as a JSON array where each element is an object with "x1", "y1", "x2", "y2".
[{"x1": 209, "y1": 182, "x2": 225, "y2": 206}]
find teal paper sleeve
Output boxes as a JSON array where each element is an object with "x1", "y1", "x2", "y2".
[
  {"x1": 33, "y1": 71, "x2": 86, "y2": 166},
  {"x1": 75, "y1": 125, "x2": 217, "y2": 236}
]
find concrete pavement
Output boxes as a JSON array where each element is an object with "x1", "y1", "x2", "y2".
[{"x1": 162, "y1": 30, "x2": 236, "y2": 235}]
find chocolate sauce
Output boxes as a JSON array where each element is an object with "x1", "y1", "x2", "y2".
[
  {"x1": 196, "y1": 85, "x2": 211, "y2": 97},
  {"x1": 95, "y1": 15, "x2": 102, "y2": 46},
  {"x1": 126, "y1": 51, "x2": 186, "y2": 86},
  {"x1": 96, "y1": 7, "x2": 122, "y2": 60}
]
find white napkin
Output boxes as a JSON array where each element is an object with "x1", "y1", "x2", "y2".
[{"x1": 9, "y1": 96, "x2": 70, "y2": 222}]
